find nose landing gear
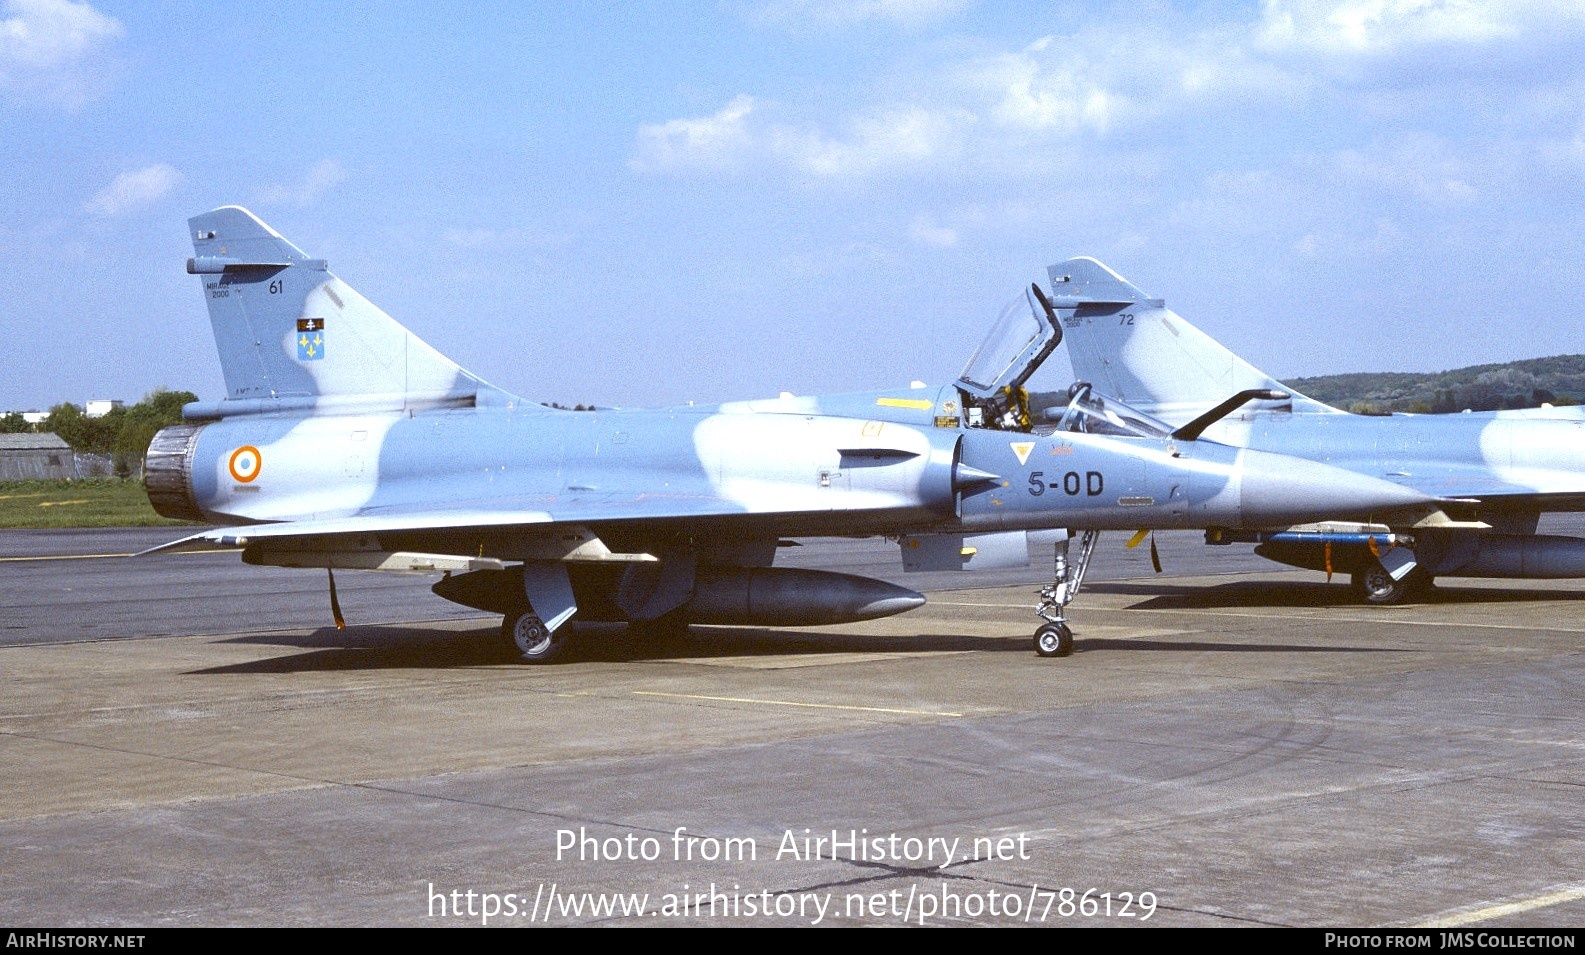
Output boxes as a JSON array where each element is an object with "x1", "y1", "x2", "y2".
[{"x1": 1033, "y1": 529, "x2": 1098, "y2": 658}]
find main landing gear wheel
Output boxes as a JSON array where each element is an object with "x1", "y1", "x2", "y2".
[
  {"x1": 1352, "y1": 564, "x2": 1432, "y2": 606},
  {"x1": 503, "y1": 609, "x2": 564, "y2": 663},
  {"x1": 1034, "y1": 623, "x2": 1073, "y2": 658}
]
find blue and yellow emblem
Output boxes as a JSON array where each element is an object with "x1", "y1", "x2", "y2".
[{"x1": 296, "y1": 318, "x2": 326, "y2": 361}]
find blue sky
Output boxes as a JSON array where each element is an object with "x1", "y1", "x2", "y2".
[{"x1": 3, "y1": 0, "x2": 1583, "y2": 411}]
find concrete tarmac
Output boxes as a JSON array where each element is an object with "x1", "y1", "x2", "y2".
[{"x1": 2, "y1": 530, "x2": 1583, "y2": 927}]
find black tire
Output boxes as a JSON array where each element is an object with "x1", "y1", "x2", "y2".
[
  {"x1": 1352, "y1": 563, "x2": 1429, "y2": 605},
  {"x1": 1034, "y1": 623, "x2": 1073, "y2": 658},
  {"x1": 503, "y1": 609, "x2": 564, "y2": 663}
]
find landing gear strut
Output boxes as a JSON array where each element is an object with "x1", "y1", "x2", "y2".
[{"x1": 1034, "y1": 529, "x2": 1098, "y2": 657}]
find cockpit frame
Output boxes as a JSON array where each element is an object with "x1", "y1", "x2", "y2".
[{"x1": 955, "y1": 284, "x2": 1063, "y2": 431}]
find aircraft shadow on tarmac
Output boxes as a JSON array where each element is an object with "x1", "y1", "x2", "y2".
[
  {"x1": 188, "y1": 624, "x2": 1032, "y2": 674},
  {"x1": 178, "y1": 574, "x2": 1585, "y2": 676},
  {"x1": 186, "y1": 613, "x2": 1419, "y2": 675}
]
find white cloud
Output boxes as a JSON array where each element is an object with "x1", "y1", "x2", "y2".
[
  {"x1": 631, "y1": 19, "x2": 1307, "y2": 183},
  {"x1": 634, "y1": 2, "x2": 1585, "y2": 198},
  {"x1": 962, "y1": 29, "x2": 1305, "y2": 138},
  {"x1": 256, "y1": 159, "x2": 346, "y2": 207},
  {"x1": 630, "y1": 95, "x2": 757, "y2": 173},
  {"x1": 0, "y1": 0, "x2": 122, "y2": 107},
  {"x1": 84, "y1": 163, "x2": 180, "y2": 216},
  {"x1": 971, "y1": 37, "x2": 1120, "y2": 135},
  {"x1": 746, "y1": 0, "x2": 968, "y2": 32},
  {"x1": 782, "y1": 106, "x2": 965, "y2": 177},
  {"x1": 633, "y1": 94, "x2": 966, "y2": 179},
  {"x1": 1255, "y1": 0, "x2": 1580, "y2": 55}
]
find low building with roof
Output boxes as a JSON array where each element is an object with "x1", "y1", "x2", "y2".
[{"x1": 0, "y1": 433, "x2": 75, "y2": 480}]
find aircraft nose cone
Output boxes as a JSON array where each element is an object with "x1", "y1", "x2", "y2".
[{"x1": 1237, "y1": 449, "x2": 1432, "y2": 525}]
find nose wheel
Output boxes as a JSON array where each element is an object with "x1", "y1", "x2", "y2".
[{"x1": 1034, "y1": 622, "x2": 1073, "y2": 657}]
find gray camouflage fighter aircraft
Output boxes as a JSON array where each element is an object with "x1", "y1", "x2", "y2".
[
  {"x1": 141, "y1": 207, "x2": 1435, "y2": 661},
  {"x1": 1052, "y1": 255, "x2": 1585, "y2": 604}
]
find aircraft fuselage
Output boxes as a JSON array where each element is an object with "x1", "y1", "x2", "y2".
[{"x1": 148, "y1": 387, "x2": 1432, "y2": 560}]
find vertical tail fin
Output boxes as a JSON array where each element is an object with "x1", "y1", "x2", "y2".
[
  {"x1": 185, "y1": 206, "x2": 519, "y2": 417},
  {"x1": 1048, "y1": 257, "x2": 1338, "y2": 425}
]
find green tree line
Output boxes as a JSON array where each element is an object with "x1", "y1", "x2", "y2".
[{"x1": 2, "y1": 389, "x2": 198, "y2": 477}]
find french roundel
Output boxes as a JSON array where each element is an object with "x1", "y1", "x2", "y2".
[{"x1": 228, "y1": 446, "x2": 262, "y2": 483}]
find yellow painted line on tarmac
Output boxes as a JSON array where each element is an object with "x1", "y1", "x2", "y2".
[
  {"x1": 1410, "y1": 882, "x2": 1585, "y2": 927},
  {"x1": 934, "y1": 597, "x2": 1585, "y2": 634},
  {"x1": 633, "y1": 690, "x2": 962, "y2": 718},
  {"x1": 1123, "y1": 605, "x2": 1585, "y2": 633},
  {"x1": 0, "y1": 549, "x2": 242, "y2": 563},
  {"x1": 0, "y1": 552, "x2": 137, "y2": 561}
]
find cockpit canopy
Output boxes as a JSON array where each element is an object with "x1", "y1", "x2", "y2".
[
  {"x1": 1046, "y1": 382, "x2": 1173, "y2": 439},
  {"x1": 955, "y1": 282, "x2": 1172, "y2": 441},
  {"x1": 957, "y1": 285, "x2": 1058, "y2": 398}
]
